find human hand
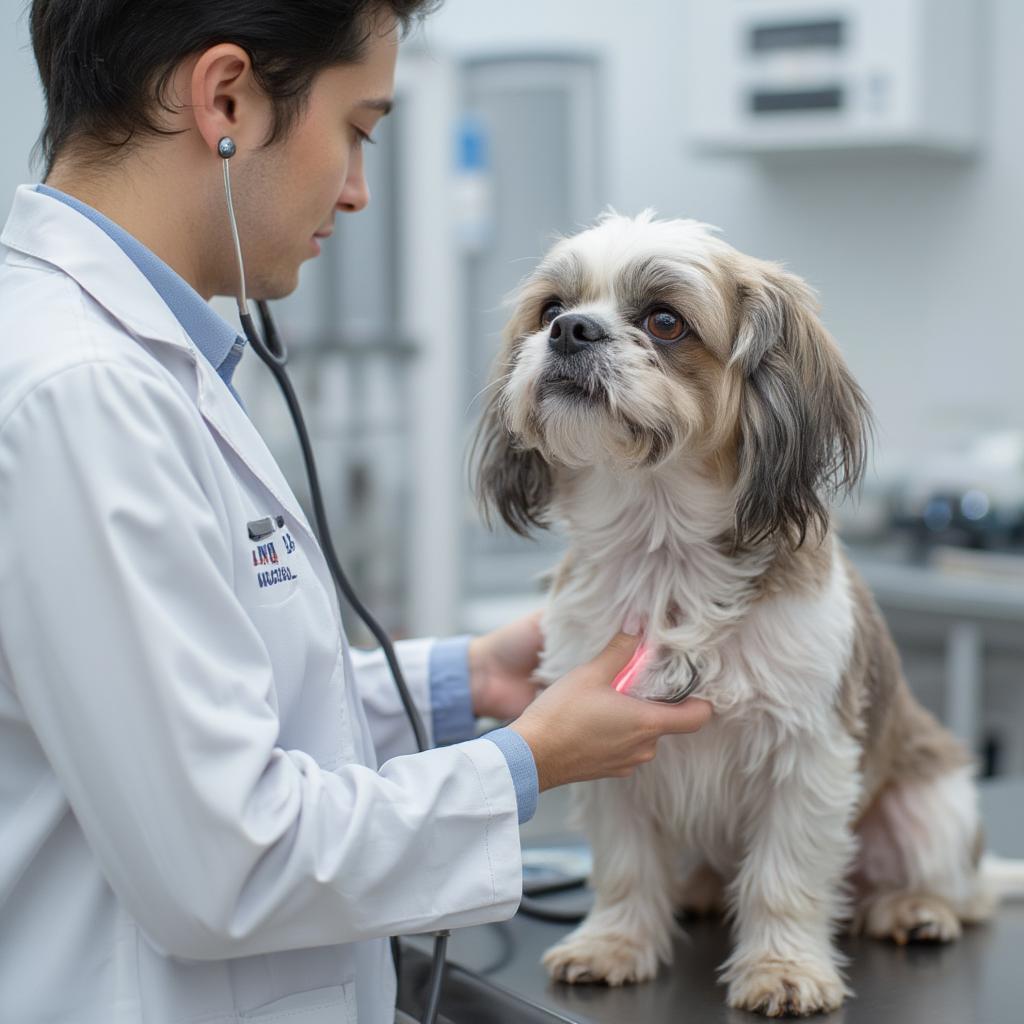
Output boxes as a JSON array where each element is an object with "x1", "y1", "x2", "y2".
[
  {"x1": 467, "y1": 610, "x2": 544, "y2": 721},
  {"x1": 508, "y1": 632, "x2": 712, "y2": 791}
]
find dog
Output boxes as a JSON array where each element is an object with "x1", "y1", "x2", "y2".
[{"x1": 473, "y1": 211, "x2": 1024, "y2": 1016}]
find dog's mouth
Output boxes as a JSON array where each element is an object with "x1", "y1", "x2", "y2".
[{"x1": 536, "y1": 367, "x2": 607, "y2": 405}]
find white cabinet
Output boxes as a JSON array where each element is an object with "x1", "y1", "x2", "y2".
[{"x1": 685, "y1": 0, "x2": 982, "y2": 154}]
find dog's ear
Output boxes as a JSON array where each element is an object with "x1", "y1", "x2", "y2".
[
  {"x1": 731, "y1": 266, "x2": 871, "y2": 549},
  {"x1": 472, "y1": 370, "x2": 553, "y2": 538}
]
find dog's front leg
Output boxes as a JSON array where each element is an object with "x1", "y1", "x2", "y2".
[
  {"x1": 721, "y1": 722, "x2": 860, "y2": 1016},
  {"x1": 543, "y1": 777, "x2": 677, "y2": 985}
]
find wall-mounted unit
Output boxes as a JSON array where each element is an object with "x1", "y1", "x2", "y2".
[{"x1": 685, "y1": 0, "x2": 981, "y2": 154}]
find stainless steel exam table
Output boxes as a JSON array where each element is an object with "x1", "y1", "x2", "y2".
[{"x1": 398, "y1": 776, "x2": 1024, "y2": 1024}]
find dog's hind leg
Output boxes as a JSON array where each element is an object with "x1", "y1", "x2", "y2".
[{"x1": 853, "y1": 764, "x2": 995, "y2": 944}]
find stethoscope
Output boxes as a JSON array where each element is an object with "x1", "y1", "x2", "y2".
[{"x1": 217, "y1": 136, "x2": 449, "y2": 1024}]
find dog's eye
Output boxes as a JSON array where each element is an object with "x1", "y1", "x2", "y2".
[
  {"x1": 539, "y1": 301, "x2": 564, "y2": 328},
  {"x1": 643, "y1": 307, "x2": 689, "y2": 344}
]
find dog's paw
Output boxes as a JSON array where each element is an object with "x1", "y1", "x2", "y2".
[
  {"x1": 725, "y1": 958, "x2": 848, "y2": 1017},
  {"x1": 859, "y1": 891, "x2": 962, "y2": 945},
  {"x1": 675, "y1": 863, "x2": 725, "y2": 918},
  {"x1": 543, "y1": 932, "x2": 660, "y2": 986},
  {"x1": 628, "y1": 648, "x2": 699, "y2": 703}
]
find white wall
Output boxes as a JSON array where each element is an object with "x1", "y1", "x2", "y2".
[
  {"x1": 1, "y1": 0, "x2": 45, "y2": 211},
  {"x1": 5, "y1": 0, "x2": 1020, "y2": 462},
  {"x1": 421, "y1": 0, "x2": 1024, "y2": 469}
]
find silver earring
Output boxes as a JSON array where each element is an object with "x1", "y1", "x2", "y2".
[{"x1": 218, "y1": 137, "x2": 237, "y2": 160}]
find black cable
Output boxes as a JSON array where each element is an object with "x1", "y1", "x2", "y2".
[
  {"x1": 516, "y1": 870, "x2": 590, "y2": 923},
  {"x1": 518, "y1": 894, "x2": 590, "y2": 924},
  {"x1": 477, "y1": 922, "x2": 517, "y2": 977},
  {"x1": 391, "y1": 936, "x2": 403, "y2": 986},
  {"x1": 246, "y1": 303, "x2": 429, "y2": 753},
  {"x1": 421, "y1": 930, "x2": 449, "y2": 1024},
  {"x1": 243, "y1": 301, "x2": 445, "y2": 1024},
  {"x1": 522, "y1": 875, "x2": 587, "y2": 898}
]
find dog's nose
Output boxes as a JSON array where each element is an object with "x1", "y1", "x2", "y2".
[{"x1": 548, "y1": 314, "x2": 608, "y2": 356}]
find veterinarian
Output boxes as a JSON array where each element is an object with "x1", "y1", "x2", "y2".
[{"x1": 0, "y1": 2, "x2": 713, "y2": 1022}]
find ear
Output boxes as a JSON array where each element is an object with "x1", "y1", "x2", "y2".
[
  {"x1": 189, "y1": 44, "x2": 271, "y2": 157},
  {"x1": 471, "y1": 382, "x2": 552, "y2": 537},
  {"x1": 731, "y1": 267, "x2": 872, "y2": 549}
]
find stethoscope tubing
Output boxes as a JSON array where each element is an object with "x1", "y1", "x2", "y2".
[{"x1": 221, "y1": 146, "x2": 443, "y2": 1024}]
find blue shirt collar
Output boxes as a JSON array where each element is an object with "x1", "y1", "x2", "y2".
[{"x1": 35, "y1": 184, "x2": 246, "y2": 396}]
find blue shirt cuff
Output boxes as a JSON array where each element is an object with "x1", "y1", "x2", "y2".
[
  {"x1": 428, "y1": 636, "x2": 476, "y2": 746},
  {"x1": 482, "y1": 727, "x2": 539, "y2": 825}
]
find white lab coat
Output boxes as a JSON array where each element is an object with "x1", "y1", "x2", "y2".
[{"x1": 0, "y1": 185, "x2": 523, "y2": 1024}]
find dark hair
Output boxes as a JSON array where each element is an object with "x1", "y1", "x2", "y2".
[{"x1": 30, "y1": 0, "x2": 441, "y2": 171}]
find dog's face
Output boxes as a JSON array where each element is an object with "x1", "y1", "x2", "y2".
[{"x1": 475, "y1": 211, "x2": 870, "y2": 549}]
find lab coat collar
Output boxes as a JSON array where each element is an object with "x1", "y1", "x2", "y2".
[
  {"x1": 35, "y1": 183, "x2": 244, "y2": 383},
  {"x1": 3, "y1": 184, "x2": 199, "y2": 357},
  {"x1": 2, "y1": 185, "x2": 314, "y2": 537}
]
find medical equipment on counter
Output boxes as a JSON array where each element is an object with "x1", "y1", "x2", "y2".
[
  {"x1": 218, "y1": 136, "x2": 448, "y2": 1024},
  {"x1": 890, "y1": 431, "x2": 1024, "y2": 556}
]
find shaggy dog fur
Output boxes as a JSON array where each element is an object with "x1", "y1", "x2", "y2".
[{"x1": 474, "y1": 212, "x2": 1021, "y2": 1016}]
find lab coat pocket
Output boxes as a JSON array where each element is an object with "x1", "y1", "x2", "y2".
[
  {"x1": 245, "y1": 513, "x2": 304, "y2": 607},
  {"x1": 241, "y1": 982, "x2": 357, "y2": 1023}
]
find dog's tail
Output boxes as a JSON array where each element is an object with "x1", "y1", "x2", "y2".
[{"x1": 980, "y1": 854, "x2": 1024, "y2": 901}]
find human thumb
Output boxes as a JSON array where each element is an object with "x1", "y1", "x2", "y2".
[
  {"x1": 649, "y1": 696, "x2": 714, "y2": 735},
  {"x1": 582, "y1": 631, "x2": 642, "y2": 687}
]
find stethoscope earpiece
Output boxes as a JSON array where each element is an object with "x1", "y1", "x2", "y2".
[
  {"x1": 218, "y1": 135, "x2": 250, "y2": 322},
  {"x1": 217, "y1": 134, "x2": 288, "y2": 367}
]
